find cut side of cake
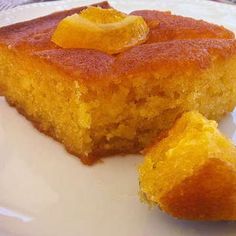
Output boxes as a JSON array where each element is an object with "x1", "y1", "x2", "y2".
[
  {"x1": 139, "y1": 111, "x2": 236, "y2": 220},
  {"x1": 0, "y1": 2, "x2": 236, "y2": 164}
]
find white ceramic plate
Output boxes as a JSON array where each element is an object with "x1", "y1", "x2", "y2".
[{"x1": 1, "y1": 1, "x2": 236, "y2": 236}]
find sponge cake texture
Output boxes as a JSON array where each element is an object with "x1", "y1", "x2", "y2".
[
  {"x1": 0, "y1": 2, "x2": 236, "y2": 164},
  {"x1": 139, "y1": 111, "x2": 236, "y2": 220}
]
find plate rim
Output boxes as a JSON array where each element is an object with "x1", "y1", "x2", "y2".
[
  {"x1": 1, "y1": 1, "x2": 236, "y2": 236},
  {"x1": 1, "y1": 0, "x2": 236, "y2": 16}
]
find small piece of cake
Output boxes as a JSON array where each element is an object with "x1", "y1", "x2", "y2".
[
  {"x1": 139, "y1": 111, "x2": 236, "y2": 220},
  {"x1": 0, "y1": 2, "x2": 236, "y2": 164}
]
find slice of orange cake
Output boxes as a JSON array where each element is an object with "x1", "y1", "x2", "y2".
[
  {"x1": 0, "y1": 2, "x2": 236, "y2": 164},
  {"x1": 139, "y1": 111, "x2": 236, "y2": 220}
]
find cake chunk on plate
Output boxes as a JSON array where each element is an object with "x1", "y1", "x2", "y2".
[{"x1": 139, "y1": 111, "x2": 236, "y2": 220}]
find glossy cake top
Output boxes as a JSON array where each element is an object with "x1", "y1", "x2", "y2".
[
  {"x1": 131, "y1": 10, "x2": 234, "y2": 43},
  {"x1": 0, "y1": 1, "x2": 111, "y2": 51},
  {"x1": 0, "y1": 1, "x2": 236, "y2": 82}
]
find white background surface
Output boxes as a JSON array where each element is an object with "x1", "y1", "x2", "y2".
[{"x1": 1, "y1": 1, "x2": 236, "y2": 235}]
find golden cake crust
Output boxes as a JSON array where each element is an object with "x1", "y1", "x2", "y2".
[
  {"x1": 113, "y1": 39, "x2": 236, "y2": 77},
  {"x1": 161, "y1": 158, "x2": 236, "y2": 220},
  {"x1": 33, "y1": 39, "x2": 236, "y2": 82},
  {"x1": 0, "y1": 1, "x2": 111, "y2": 51},
  {"x1": 0, "y1": 2, "x2": 233, "y2": 52},
  {"x1": 33, "y1": 49, "x2": 115, "y2": 81},
  {"x1": 131, "y1": 10, "x2": 234, "y2": 43},
  {"x1": 0, "y1": 1, "x2": 235, "y2": 83}
]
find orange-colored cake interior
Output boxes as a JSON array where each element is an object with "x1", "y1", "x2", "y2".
[
  {"x1": 0, "y1": 2, "x2": 236, "y2": 164},
  {"x1": 139, "y1": 111, "x2": 236, "y2": 220}
]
